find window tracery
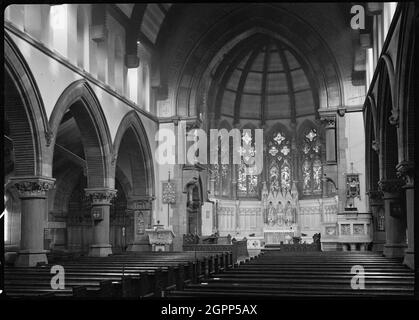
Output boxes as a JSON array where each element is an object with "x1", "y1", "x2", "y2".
[
  {"x1": 300, "y1": 127, "x2": 322, "y2": 195},
  {"x1": 268, "y1": 130, "x2": 291, "y2": 194}
]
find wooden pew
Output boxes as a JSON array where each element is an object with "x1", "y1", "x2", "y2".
[{"x1": 4, "y1": 251, "x2": 226, "y2": 298}]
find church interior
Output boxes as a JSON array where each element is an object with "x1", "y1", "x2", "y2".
[{"x1": 2, "y1": 2, "x2": 417, "y2": 299}]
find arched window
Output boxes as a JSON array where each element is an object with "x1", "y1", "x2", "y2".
[
  {"x1": 212, "y1": 160, "x2": 231, "y2": 197},
  {"x1": 212, "y1": 122, "x2": 233, "y2": 198},
  {"x1": 237, "y1": 129, "x2": 259, "y2": 198},
  {"x1": 267, "y1": 129, "x2": 292, "y2": 194},
  {"x1": 300, "y1": 126, "x2": 322, "y2": 195}
]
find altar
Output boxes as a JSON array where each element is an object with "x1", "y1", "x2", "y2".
[{"x1": 261, "y1": 181, "x2": 300, "y2": 244}]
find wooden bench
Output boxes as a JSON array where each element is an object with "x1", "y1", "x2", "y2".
[
  {"x1": 166, "y1": 251, "x2": 414, "y2": 298},
  {"x1": 4, "y1": 251, "x2": 229, "y2": 298}
]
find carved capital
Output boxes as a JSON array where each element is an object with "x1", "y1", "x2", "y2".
[
  {"x1": 389, "y1": 113, "x2": 399, "y2": 126},
  {"x1": 371, "y1": 140, "x2": 380, "y2": 153},
  {"x1": 337, "y1": 107, "x2": 346, "y2": 117},
  {"x1": 320, "y1": 116, "x2": 336, "y2": 129},
  {"x1": 186, "y1": 118, "x2": 202, "y2": 131},
  {"x1": 85, "y1": 188, "x2": 117, "y2": 206},
  {"x1": 10, "y1": 176, "x2": 56, "y2": 199},
  {"x1": 378, "y1": 179, "x2": 404, "y2": 196},
  {"x1": 396, "y1": 161, "x2": 414, "y2": 188}
]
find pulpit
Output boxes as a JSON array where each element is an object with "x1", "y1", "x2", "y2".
[{"x1": 145, "y1": 224, "x2": 175, "y2": 251}]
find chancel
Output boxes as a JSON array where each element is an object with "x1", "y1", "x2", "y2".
[{"x1": 2, "y1": 2, "x2": 417, "y2": 299}]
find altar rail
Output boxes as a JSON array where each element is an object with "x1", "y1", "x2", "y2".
[
  {"x1": 183, "y1": 240, "x2": 249, "y2": 263},
  {"x1": 264, "y1": 243, "x2": 321, "y2": 252}
]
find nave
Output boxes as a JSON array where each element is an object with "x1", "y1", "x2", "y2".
[
  {"x1": 3, "y1": 2, "x2": 417, "y2": 301},
  {"x1": 4, "y1": 250, "x2": 414, "y2": 298}
]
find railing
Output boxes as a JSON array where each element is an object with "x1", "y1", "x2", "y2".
[{"x1": 183, "y1": 236, "x2": 248, "y2": 263}]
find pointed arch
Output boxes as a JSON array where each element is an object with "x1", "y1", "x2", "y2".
[
  {"x1": 49, "y1": 80, "x2": 113, "y2": 188},
  {"x1": 376, "y1": 61, "x2": 399, "y2": 181},
  {"x1": 364, "y1": 97, "x2": 380, "y2": 194},
  {"x1": 113, "y1": 111, "x2": 155, "y2": 198},
  {"x1": 4, "y1": 32, "x2": 49, "y2": 177}
]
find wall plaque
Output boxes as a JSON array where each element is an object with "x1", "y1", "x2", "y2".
[{"x1": 92, "y1": 207, "x2": 104, "y2": 221}]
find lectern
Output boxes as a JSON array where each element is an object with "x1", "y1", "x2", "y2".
[{"x1": 145, "y1": 224, "x2": 175, "y2": 251}]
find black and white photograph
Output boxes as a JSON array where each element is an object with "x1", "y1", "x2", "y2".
[{"x1": 1, "y1": 1, "x2": 418, "y2": 310}]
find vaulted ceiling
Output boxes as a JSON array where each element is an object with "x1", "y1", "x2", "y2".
[
  {"x1": 213, "y1": 34, "x2": 317, "y2": 122},
  {"x1": 114, "y1": 3, "x2": 365, "y2": 118}
]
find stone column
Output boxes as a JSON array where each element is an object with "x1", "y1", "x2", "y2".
[
  {"x1": 10, "y1": 176, "x2": 55, "y2": 267},
  {"x1": 378, "y1": 179, "x2": 407, "y2": 258},
  {"x1": 323, "y1": 117, "x2": 337, "y2": 163},
  {"x1": 397, "y1": 161, "x2": 414, "y2": 269},
  {"x1": 85, "y1": 188, "x2": 117, "y2": 257}
]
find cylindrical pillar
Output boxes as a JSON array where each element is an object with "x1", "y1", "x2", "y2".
[
  {"x1": 85, "y1": 188, "x2": 117, "y2": 257},
  {"x1": 397, "y1": 162, "x2": 414, "y2": 269},
  {"x1": 11, "y1": 176, "x2": 55, "y2": 267},
  {"x1": 378, "y1": 179, "x2": 407, "y2": 258}
]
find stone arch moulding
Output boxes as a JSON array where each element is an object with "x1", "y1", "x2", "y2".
[
  {"x1": 4, "y1": 32, "x2": 50, "y2": 177},
  {"x1": 164, "y1": 4, "x2": 342, "y2": 117},
  {"x1": 112, "y1": 110, "x2": 155, "y2": 198},
  {"x1": 49, "y1": 79, "x2": 113, "y2": 189},
  {"x1": 375, "y1": 62, "x2": 399, "y2": 181},
  {"x1": 367, "y1": 95, "x2": 379, "y2": 143},
  {"x1": 378, "y1": 54, "x2": 398, "y2": 124}
]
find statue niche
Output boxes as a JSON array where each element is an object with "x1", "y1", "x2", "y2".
[
  {"x1": 185, "y1": 177, "x2": 203, "y2": 235},
  {"x1": 261, "y1": 180, "x2": 300, "y2": 245},
  {"x1": 262, "y1": 182, "x2": 298, "y2": 228}
]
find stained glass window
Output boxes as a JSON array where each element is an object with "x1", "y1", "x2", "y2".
[
  {"x1": 300, "y1": 127, "x2": 322, "y2": 195},
  {"x1": 212, "y1": 132, "x2": 233, "y2": 197},
  {"x1": 267, "y1": 130, "x2": 292, "y2": 194},
  {"x1": 237, "y1": 130, "x2": 259, "y2": 197},
  {"x1": 213, "y1": 163, "x2": 220, "y2": 196}
]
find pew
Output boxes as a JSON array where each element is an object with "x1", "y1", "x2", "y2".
[
  {"x1": 4, "y1": 251, "x2": 230, "y2": 298},
  {"x1": 167, "y1": 251, "x2": 414, "y2": 298}
]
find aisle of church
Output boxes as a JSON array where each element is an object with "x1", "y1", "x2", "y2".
[{"x1": 2, "y1": 2, "x2": 417, "y2": 299}]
